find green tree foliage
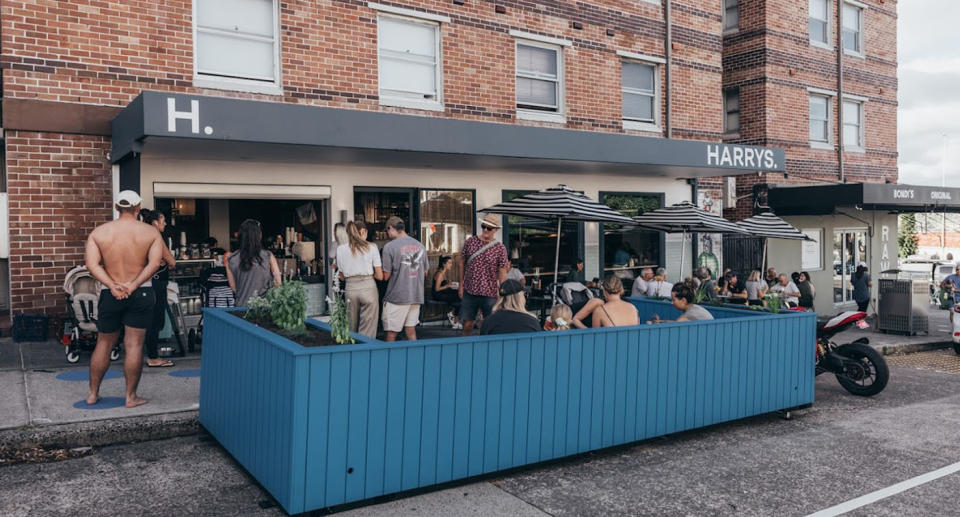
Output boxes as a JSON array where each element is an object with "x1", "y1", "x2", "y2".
[{"x1": 898, "y1": 213, "x2": 919, "y2": 258}]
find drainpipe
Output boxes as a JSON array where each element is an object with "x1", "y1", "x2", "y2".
[
  {"x1": 664, "y1": 0, "x2": 672, "y2": 138},
  {"x1": 690, "y1": 178, "x2": 698, "y2": 278},
  {"x1": 836, "y1": 0, "x2": 845, "y2": 182}
]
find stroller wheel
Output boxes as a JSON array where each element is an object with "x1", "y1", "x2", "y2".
[
  {"x1": 66, "y1": 348, "x2": 80, "y2": 363},
  {"x1": 109, "y1": 346, "x2": 122, "y2": 362}
]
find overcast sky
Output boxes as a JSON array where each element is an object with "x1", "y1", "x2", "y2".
[{"x1": 898, "y1": 0, "x2": 960, "y2": 187}]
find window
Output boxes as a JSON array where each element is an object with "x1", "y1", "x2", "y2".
[
  {"x1": 194, "y1": 0, "x2": 280, "y2": 92},
  {"x1": 842, "y1": 100, "x2": 864, "y2": 149},
  {"x1": 809, "y1": 0, "x2": 830, "y2": 46},
  {"x1": 600, "y1": 192, "x2": 663, "y2": 275},
  {"x1": 724, "y1": 88, "x2": 740, "y2": 134},
  {"x1": 378, "y1": 15, "x2": 442, "y2": 110},
  {"x1": 833, "y1": 229, "x2": 867, "y2": 303},
  {"x1": 419, "y1": 189, "x2": 475, "y2": 256},
  {"x1": 622, "y1": 61, "x2": 658, "y2": 127},
  {"x1": 503, "y1": 190, "x2": 583, "y2": 277},
  {"x1": 842, "y1": 2, "x2": 863, "y2": 54},
  {"x1": 724, "y1": 0, "x2": 739, "y2": 32},
  {"x1": 809, "y1": 94, "x2": 831, "y2": 143},
  {"x1": 516, "y1": 42, "x2": 563, "y2": 114}
]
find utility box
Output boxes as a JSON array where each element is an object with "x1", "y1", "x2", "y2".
[{"x1": 877, "y1": 278, "x2": 929, "y2": 335}]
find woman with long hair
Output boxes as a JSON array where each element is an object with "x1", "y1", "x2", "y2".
[
  {"x1": 745, "y1": 269, "x2": 767, "y2": 306},
  {"x1": 478, "y1": 279, "x2": 540, "y2": 335},
  {"x1": 432, "y1": 255, "x2": 462, "y2": 328},
  {"x1": 796, "y1": 271, "x2": 816, "y2": 310},
  {"x1": 851, "y1": 263, "x2": 872, "y2": 312},
  {"x1": 573, "y1": 275, "x2": 639, "y2": 328},
  {"x1": 335, "y1": 221, "x2": 383, "y2": 337},
  {"x1": 225, "y1": 219, "x2": 281, "y2": 307},
  {"x1": 139, "y1": 209, "x2": 176, "y2": 367}
]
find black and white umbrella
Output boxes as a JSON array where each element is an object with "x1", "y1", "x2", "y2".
[
  {"x1": 631, "y1": 201, "x2": 748, "y2": 280},
  {"x1": 736, "y1": 212, "x2": 814, "y2": 272},
  {"x1": 479, "y1": 185, "x2": 635, "y2": 299}
]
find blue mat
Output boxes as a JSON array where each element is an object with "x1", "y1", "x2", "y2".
[
  {"x1": 57, "y1": 369, "x2": 122, "y2": 382},
  {"x1": 73, "y1": 396, "x2": 126, "y2": 410},
  {"x1": 169, "y1": 368, "x2": 201, "y2": 378}
]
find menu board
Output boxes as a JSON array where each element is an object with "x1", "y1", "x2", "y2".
[{"x1": 801, "y1": 228, "x2": 822, "y2": 271}]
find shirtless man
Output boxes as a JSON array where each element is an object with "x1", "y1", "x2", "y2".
[{"x1": 84, "y1": 191, "x2": 163, "y2": 408}]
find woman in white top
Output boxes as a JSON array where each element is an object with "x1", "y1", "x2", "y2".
[
  {"x1": 336, "y1": 221, "x2": 383, "y2": 337},
  {"x1": 744, "y1": 269, "x2": 767, "y2": 306}
]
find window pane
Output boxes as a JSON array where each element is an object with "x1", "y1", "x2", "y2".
[
  {"x1": 842, "y1": 29, "x2": 859, "y2": 51},
  {"x1": 843, "y1": 101, "x2": 860, "y2": 121},
  {"x1": 198, "y1": 0, "x2": 274, "y2": 37},
  {"x1": 842, "y1": 5, "x2": 860, "y2": 30},
  {"x1": 623, "y1": 92, "x2": 654, "y2": 121},
  {"x1": 810, "y1": 96, "x2": 827, "y2": 119},
  {"x1": 517, "y1": 45, "x2": 557, "y2": 76},
  {"x1": 380, "y1": 59, "x2": 436, "y2": 97},
  {"x1": 809, "y1": 19, "x2": 827, "y2": 43},
  {"x1": 809, "y1": 0, "x2": 828, "y2": 19},
  {"x1": 505, "y1": 191, "x2": 583, "y2": 276},
  {"x1": 380, "y1": 18, "x2": 436, "y2": 58},
  {"x1": 843, "y1": 124, "x2": 860, "y2": 146},
  {"x1": 833, "y1": 231, "x2": 843, "y2": 302},
  {"x1": 810, "y1": 120, "x2": 828, "y2": 141},
  {"x1": 420, "y1": 190, "x2": 474, "y2": 256},
  {"x1": 517, "y1": 77, "x2": 557, "y2": 107},
  {"x1": 725, "y1": 0, "x2": 738, "y2": 7},
  {"x1": 726, "y1": 113, "x2": 740, "y2": 132},
  {"x1": 622, "y1": 62, "x2": 655, "y2": 92},
  {"x1": 725, "y1": 7, "x2": 739, "y2": 29},
  {"x1": 197, "y1": 31, "x2": 275, "y2": 80},
  {"x1": 602, "y1": 193, "x2": 663, "y2": 277},
  {"x1": 725, "y1": 89, "x2": 739, "y2": 112}
]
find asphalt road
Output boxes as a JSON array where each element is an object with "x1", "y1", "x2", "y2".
[{"x1": 3, "y1": 351, "x2": 960, "y2": 517}]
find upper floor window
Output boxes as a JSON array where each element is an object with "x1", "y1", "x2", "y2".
[
  {"x1": 842, "y1": 99, "x2": 864, "y2": 150},
  {"x1": 194, "y1": 0, "x2": 280, "y2": 94},
  {"x1": 724, "y1": 88, "x2": 740, "y2": 135},
  {"x1": 724, "y1": 0, "x2": 739, "y2": 32},
  {"x1": 378, "y1": 15, "x2": 442, "y2": 110},
  {"x1": 809, "y1": 94, "x2": 831, "y2": 144},
  {"x1": 842, "y1": 1, "x2": 864, "y2": 55},
  {"x1": 622, "y1": 61, "x2": 658, "y2": 127},
  {"x1": 809, "y1": 0, "x2": 830, "y2": 46},
  {"x1": 516, "y1": 41, "x2": 563, "y2": 116}
]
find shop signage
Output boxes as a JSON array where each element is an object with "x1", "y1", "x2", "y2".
[
  {"x1": 706, "y1": 144, "x2": 779, "y2": 171},
  {"x1": 880, "y1": 225, "x2": 891, "y2": 272},
  {"x1": 863, "y1": 184, "x2": 960, "y2": 207}
]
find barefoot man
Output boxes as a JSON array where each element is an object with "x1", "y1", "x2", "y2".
[{"x1": 85, "y1": 191, "x2": 163, "y2": 408}]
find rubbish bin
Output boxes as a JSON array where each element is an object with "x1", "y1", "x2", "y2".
[{"x1": 877, "y1": 272, "x2": 929, "y2": 335}]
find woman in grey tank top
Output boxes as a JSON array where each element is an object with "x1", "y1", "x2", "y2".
[{"x1": 226, "y1": 219, "x2": 281, "y2": 306}]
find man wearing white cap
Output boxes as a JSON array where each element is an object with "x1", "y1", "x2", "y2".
[
  {"x1": 458, "y1": 214, "x2": 509, "y2": 336},
  {"x1": 84, "y1": 190, "x2": 163, "y2": 408}
]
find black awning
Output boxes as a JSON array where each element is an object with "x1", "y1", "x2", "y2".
[
  {"x1": 768, "y1": 183, "x2": 960, "y2": 215},
  {"x1": 110, "y1": 91, "x2": 786, "y2": 178}
]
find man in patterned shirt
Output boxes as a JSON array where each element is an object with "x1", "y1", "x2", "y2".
[{"x1": 458, "y1": 214, "x2": 509, "y2": 336}]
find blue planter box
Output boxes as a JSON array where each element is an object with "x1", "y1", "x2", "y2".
[{"x1": 200, "y1": 301, "x2": 815, "y2": 514}]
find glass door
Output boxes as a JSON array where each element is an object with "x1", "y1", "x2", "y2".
[{"x1": 833, "y1": 229, "x2": 867, "y2": 303}]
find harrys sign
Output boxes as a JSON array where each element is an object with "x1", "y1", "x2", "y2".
[{"x1": 706, "y1": 144, "x2": 778, "y2": 170}]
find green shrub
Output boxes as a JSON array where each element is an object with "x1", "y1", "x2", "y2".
[
  {"x1": 245, "y1": 282, "x2": 307, "y2": 333},
  {"x1": 326, "y1": 275, "x2": 354, "y2": 345}
]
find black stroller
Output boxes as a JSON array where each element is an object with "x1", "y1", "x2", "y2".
[
  {"x1": 61, "y1": 266, "x2": 122, "y2": 364},
  {"x1": 188, "y1": 265, "x2": 235, "y2": 351}
]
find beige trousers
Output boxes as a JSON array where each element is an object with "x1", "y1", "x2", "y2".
[{"x1": 345, "y1": 275, "x2": 379, "y2": 338}]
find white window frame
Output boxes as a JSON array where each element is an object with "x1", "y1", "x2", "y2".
[
  {"x1": 619, "y1": 54, "x2": 662, "y2": 133},
  {"x1": 723, "y1": 87, "x2": 740, "y2": 137},
  {"x1": 842, "y1": 98, "x2": 866, "y2": 152},
  {"x1": 809, "y1": 0, "x2": 832, "y2": 49},
  {"x1": 808, "y1": 92, "x2": 833, "y2": 149},
  {"x1": 841, "y1": 0, "x2": 866, "y2": 58},
  {"x1": 376, "y1": 13, "x2": 444, "y2": 111},
  {"x1": 514, "y1": 37, "x2": 566, "y2": 124},
  {"x1": 723, "y1": 0, "x2": 739, "y2": 34},
  {"x1": 192, "y1": 0, "x2": 283, "y2": 95}
]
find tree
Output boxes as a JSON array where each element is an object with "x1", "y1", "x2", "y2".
[{"x1": 898, "y1": 213, "x2": 919, "y2": 258}]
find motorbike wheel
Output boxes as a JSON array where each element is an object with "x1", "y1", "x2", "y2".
[
  {"x1": 953, "y1": 343, "x2": 960, "y2": 356},
  {"x1": 834, "y1": 342, "x2": 889, "y2": 397}
]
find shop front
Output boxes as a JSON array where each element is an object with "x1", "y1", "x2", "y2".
[
  {"x1": 766, "y1": 182, "x2": 960, "y2": 314},
  {"x1": 111, "y1": 91, "x2": 787, "y2": 311}
]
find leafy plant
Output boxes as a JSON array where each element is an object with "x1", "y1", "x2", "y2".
[
  {"x1": 326, "y1": 275, "x2": 353, "y2": 345},
  {"x1": 898, "y1": 213, "x2": 919, "y2": 258},
  {"x1": 764, "y1": 293, "x2": 784, "y2": 314},
  {"x1": 244, "y1": 282, "x2": 307, "y2": 333}
]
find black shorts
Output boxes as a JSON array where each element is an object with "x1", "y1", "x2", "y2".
[{"x1": 98, "y1": 287, "x2": 156, "y2": 333}]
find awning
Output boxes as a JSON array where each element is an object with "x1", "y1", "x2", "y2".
[
  {"x1": 111, "y1": 91, "x2": 786, "y2": 178},
  {"x1": 767, "y1": 183, "x2": 960, "y2": 215},
  {"x1": 152, "y1": 182, "x2": 331, "y2": 200}
]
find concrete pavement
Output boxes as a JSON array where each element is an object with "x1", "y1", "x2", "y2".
[{"x1": 830, "y1": 305, "x2": 957, "y2": 355}]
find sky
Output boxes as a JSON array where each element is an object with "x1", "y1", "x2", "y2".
[{"x1": 897, "y1": 0, "x2": 960, "y2": 187}]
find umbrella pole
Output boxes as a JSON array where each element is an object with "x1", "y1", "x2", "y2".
[
  {"x1": 553, "y1": 217, "x2": 562, "y2": 305},
  {"x1": 762, "y1": 238, "x2": 768, "y2": 274},
  {"x1": 679, "y1": 230, "x2": 686, "y2": 284}
]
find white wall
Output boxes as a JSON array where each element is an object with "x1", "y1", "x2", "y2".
[{"x1": 139, "y1": 154, "x2": 693, "y2": 282}]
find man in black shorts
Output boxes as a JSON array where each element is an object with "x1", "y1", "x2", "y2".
[{"x1": 85, "y1": 191, "x2": 163, "y2": 407}]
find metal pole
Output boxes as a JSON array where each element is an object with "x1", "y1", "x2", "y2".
[
  {"x1": 837, "y1": 0, "x2": 845, "y2": 182},
  {"x1": 664, "y1": 0, "x2": 672, "y2": 139},
  {"x1": 553, "y1": 217, "x2": 562, "y2": 305},
  {"x1": 678, "y1": 230, "x2": 686, "y2": 283}
]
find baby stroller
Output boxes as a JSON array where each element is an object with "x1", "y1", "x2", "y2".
[
  {"x1": 62, "y1": 266, "x2": 122, "y2": 364},
  {"x1": 189, "y1": 266, "x2": 235, "y2": 351}
]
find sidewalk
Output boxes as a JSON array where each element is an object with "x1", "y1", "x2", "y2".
[
  {"x1": 831, "y1": 306, "x2": 956, "y2": 355},
  {"x1": 0, "y1": 337, "x2": 201, "y2": 448}
]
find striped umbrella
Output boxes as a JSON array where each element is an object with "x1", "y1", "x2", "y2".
[
  {"x1": 479, "y1": 185, "x2": 636, "y2": 299},
  {"x1": 736, "y1": 212, "x2": 814, "y2": 273},
  {"x1": 631, "y1": 201, "x2": 748, "y2": 280}
]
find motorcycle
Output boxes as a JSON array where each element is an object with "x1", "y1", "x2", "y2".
[{"x1": 816, "y1": 311, "x2": 889, "y2": 396}]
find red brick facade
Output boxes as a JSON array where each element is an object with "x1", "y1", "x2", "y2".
[{"x1": 0, "y1": 0, "x2": 897, "y2": 314}]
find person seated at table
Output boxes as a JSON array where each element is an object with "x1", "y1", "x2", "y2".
[
  {"x1": 631, "y1": 267, "x2": 654, "y2": 298},
  {"x1": 479, "y1": 279, "x2": 541, "y2": 335},
  {"x1": 645, "y1": 268, "x2": 673, "y2": 299},
  {"x1": 544, "y1": 303, "x2": 573, "y2": 331},
  {"x1": 572, "y1": 275, "x2": 638, "y2": 328},
  {"x1": 567, "y1": 259, "x2": 586, "y2": 284},
  {"x1": 505, "y1": 259, "x2": 526, "y2": 285},
  {"x1": 765, "y1": 267, "x2": 779, "y2": 288},
  {"x1": 722, "y1": 273, "x2": 748, "y2": 304},
  {"x1": 652, "y1": 284, "x2": 714, "y2": 323},
  {"x1": 695, "y1": 268, "x2": 718, "y2": 302},
  {"x1": 769, "y1": 273, "x2": 801, "y2": 307},
  {"x1": 745, "y1": 269, "x2": 767, "y2": 306},
  {"x1": 796, "y1": 271, "x2": 815, "y2": 310},
  {"x1": 432, "y1": 255, "x2": 462, "y2": 328}
]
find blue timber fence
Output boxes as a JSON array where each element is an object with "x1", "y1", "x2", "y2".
[{"x1": 200, "y1": 300, "x2": 816, "y2": 514}]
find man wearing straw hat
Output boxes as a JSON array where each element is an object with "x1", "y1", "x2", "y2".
[{"x1": 458, "y1": 214, "x2": 509, "y2": 336}]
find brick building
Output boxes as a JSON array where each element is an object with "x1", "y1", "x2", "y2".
[{"x1": 0, "y1": 0, "x2": 897, "y2": 318}]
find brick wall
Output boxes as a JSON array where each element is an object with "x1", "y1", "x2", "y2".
[{"x1": 4, "y1": 132, "x2": 113, "y2": 313}]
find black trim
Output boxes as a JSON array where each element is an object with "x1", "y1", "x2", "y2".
[
  {"x1": 769, "y1": 183, "x2": 960, "y2": 215},
  {"x1": 118, "y1": 153, "x2": 141, "y2": 193}
]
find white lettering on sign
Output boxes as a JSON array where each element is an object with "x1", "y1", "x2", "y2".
[
  {"x1": 167, "y1": 98, "x2": 214, "y2": 135},
  {"x1": 931, "y1": 191, "x2": 952, "y2": 201},
  {"x1": 893, "y1": 189, "x2": 915, "y2": 199},
  {"x1": 880, "y1": 225, "x2": 890, "y2": 272},
  {"x1": 706, "y1": 144, "x2": 777, "y2": 170}
]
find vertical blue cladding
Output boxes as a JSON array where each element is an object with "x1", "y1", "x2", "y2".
[{"x1": 203, "y1": 306, "x2": 816, "y2": 514}]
